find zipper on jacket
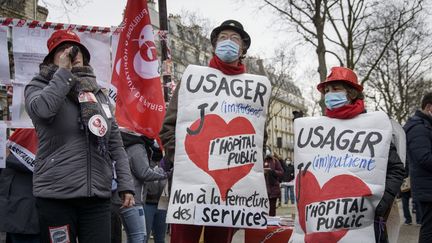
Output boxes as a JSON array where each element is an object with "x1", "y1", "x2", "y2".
[{"x1": 83, "y1": 119, "x2": 92, "y2": 197}]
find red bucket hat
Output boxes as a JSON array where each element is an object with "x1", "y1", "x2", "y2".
[
  {"x1": 317, "y1": 66, "x2": 363, "y2": 93},
  {"x1": 43, "y1": 29, "x2": 90, "y2": 63}
]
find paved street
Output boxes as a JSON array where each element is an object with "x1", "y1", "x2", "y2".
[{"x1": 148, "y1": 199, "x2": 420, "y2": 243}]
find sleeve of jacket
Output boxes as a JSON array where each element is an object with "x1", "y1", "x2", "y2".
[
  {"x1": 24, "y1": 68, "x2": 74, "y2": 122},
  {"x1": 406, "y1": 124, "x2": 432, "y2": 173},
  {"x1": 128, "y1": 145, "x2": 166, "y2": 182},
  {"x1": 159, "y1": 82, "x2": 180, "y2": 165},
  {"x1": 376, "y1": 143, "x2": 405, "y2": 218},
  {"x1": 108, "y1": 117, "x2": 135, "y2": 195},
  {"x1": 271, "y1": 159, "x2": 284, "y2": 179}
]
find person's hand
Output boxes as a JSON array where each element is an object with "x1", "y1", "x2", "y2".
[
  {"x1": 58, "y1": 46, "x2": 73, "y2": 70},
  {"x1": 120, "y1": 192, "x2": 135, "y2": 208}
]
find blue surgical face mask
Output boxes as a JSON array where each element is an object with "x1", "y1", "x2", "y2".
[
  {"x1": 325, "y1": 91, "x2": 349, "y2": 110},
  {"x1": 215, "y1": 39, "x2": 240, "y2": 63}
]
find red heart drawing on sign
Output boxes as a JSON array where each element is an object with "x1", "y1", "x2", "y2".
[
  {"x1": 185, "y1": 114, "x2": 256, "y2": 201},
  {"x1": 296, "y1": 171, "x2": 372, "y2": 242}
]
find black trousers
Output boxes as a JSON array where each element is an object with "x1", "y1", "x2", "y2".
[
  {"x1": 419, "y1": 201, "x2": 432, "y2": 243},
  {"x1": 36, "y1": 197, "x2": 111, "y2": 243}
]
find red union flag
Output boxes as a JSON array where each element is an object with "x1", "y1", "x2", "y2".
[
  {"x1": 8, "y1": 129, "x2": 38, "y2": 172},
  {"x1": 111, "y1": 0, "x2": 165, "y2": 139}
]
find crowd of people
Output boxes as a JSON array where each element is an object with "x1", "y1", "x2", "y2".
[{"x1": 0, "y1": 17, "x2": 430, "y2": 243}]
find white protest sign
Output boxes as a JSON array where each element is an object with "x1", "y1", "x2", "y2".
[
  {"x1": 12, "y1": 27, "x2": 52, "y2": 83},
  {"x1": 290, "y1": 111, "x2": 392, "y2": 243},
  {"x1": 0, "y1": 124, "x2": 6, "y2": 168},
  {"x1": 0, "y1": 26, "x2": 10, "y2": 84},
  {"x1": 166, "y1": 65, "x2": 271, "y2": 229}
]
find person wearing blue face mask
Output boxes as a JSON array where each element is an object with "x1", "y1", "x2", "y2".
[
  {"x1": 159, "y1": 19, "x2": 252, "y2": 243},
  {"x1": 207, "y1": 20, "x2": 251, "y2": 75},
  {"x1": 316, "y1": 67, "x2": 405, "y2": 243}
]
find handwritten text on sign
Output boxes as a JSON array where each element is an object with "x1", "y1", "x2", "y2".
[
  {"x1": 166, "y1": 65, "x2": 271, "y2": 228},
  {"x1": 290, "y1": 111, "x2": 392, "y2": 243}
]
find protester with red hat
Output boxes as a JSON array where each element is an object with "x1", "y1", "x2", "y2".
[
  {"x1": 24, "y1": 29, "x2": 135, "y2": 243},
  {"x1": 317, "y1": 66, "x2": 404, "y2": 242},
  {"x1": 159, "y1": 19, "x2": 252, "y2": 243}
]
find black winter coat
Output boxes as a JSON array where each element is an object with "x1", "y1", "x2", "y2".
[
  {"x1": 404, "y1": 110, "x2": 432, "y2": 202},
  {"x1": 25, "y1": 67, "x2": 134, "y2": 199},
  {"x1": 375, "y1": 143, "x2": 405, "y2": 218},
  {"x1": 0, "y1": 154, "x2": 39, "y2": 234}
]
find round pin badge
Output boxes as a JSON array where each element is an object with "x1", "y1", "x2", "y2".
[{"x1": 88, "y1": 114, "x2": 108, "y2": 137}]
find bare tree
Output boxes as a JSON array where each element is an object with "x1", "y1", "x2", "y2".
[
  {"x1": 259, "y1": 0, "x2": 425, "y2": 113},
  {"x1": 366, "y1": 13, "x2": 432, "y2": 123},
  {"x1": 262, "y1": 0, "x2": 330, "y2": 85},
  {"x1": 264, "y1": 49, "x2": 297, "y2": 124},
  {"x1": 39, "y1": 0, "x2": 91, "y2": 22}
]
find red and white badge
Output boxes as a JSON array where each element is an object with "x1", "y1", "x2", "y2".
[
  {"x1": 78, "y1": 91, "x2": 97, "y2": 103},
  {"x1": 88, "y1": 114, "x2": 108, "y2": 137},
  {"x1": 49, "y1": 225, "x2": 71, "y2": 243}
]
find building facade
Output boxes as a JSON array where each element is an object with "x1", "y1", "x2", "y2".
[{"x1": 0, "y1": 0, "x2": 48, "y2": 20}]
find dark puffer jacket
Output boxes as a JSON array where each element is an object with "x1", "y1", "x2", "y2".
[
  {"x1": 24, "y1": 67, "x2": 134, "y2": 199},
  {"x1": 0, "y1": 154, "x2": 39, "y2": 234},
  {"x1": 404, "y1": 110, "x2": 432, "y2": 202},
  {"x1": 264, "y1": 156, "x2": 283, "y2": 199}
]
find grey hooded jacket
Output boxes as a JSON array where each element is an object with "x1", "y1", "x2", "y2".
[{"x1": 24, "y1": 67, "x2": 134, "y2": 199}]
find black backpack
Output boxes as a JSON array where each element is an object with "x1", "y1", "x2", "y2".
[{"x1": 280, "y1": 160, "x2": 294, "y2": 182}]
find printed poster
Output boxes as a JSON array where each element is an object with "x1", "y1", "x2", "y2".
[
  {"x1": 12, "y1": 27, "x2": 112, "y2": 84},
  {"x1": 12, "y1": 27, "x2": 52, "y2": 83},
  {"x1": 290, "y1": 111, "x2": 392, "y2": 242},
  {"x1": 0, "y1": 26, "x2": 10, "y2": 84},
  {"x1": 166, "y1": 65, "x2": 271, "y2": 229},
  {"x1": 79, "y1": 32, "x2": 111, "y2": 84}
]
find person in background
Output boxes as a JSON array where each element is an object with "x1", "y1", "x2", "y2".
[
  {"x1": 0, "y1": 135, "x2": 39, "y2": 243},
  {"x1": 159, "y1": 19, "x2": 252, "y2": 243},
  {"x1": 113, "y1": 132, "x2": 167, "y2": 243},
  {"x1": 404, "y1": 92, "x2": 432, "y2": 242},
  {"x1": 24, "y1": 29, "x2": 135, "y2": 243},
  {"x1": 279, "y1": 157, "x2": 295, "y2": 205},
  {"x1": 144, "y1": 142, "x2": 168, "y2": 243},
  {"x1": 317, "y1": 66, "x2": 404, "y2": 242},
  {"x1": 264, "y1": 152, "x2": 284, "y2": 216}
]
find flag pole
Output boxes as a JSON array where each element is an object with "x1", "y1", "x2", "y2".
[{"x1": 158, "y1": 0, "x2": 171, "y2": 102}]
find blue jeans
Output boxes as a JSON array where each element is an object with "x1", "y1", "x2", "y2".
[
  {"x1": 144, "y1": 203, "x2": 167, "y2": 243},
  {"x1": 120, "y1": 205, "x2": 147, "y2": 243},
  {"x1": 282, "y1": 185, "x2": 295, "y2": 204}
]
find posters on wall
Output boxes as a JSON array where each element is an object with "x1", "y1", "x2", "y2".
[
  {"x1": 12, "y1": 27, "x2": 53, "y2": 84},
  {"x1": 12, "y1": 27, "x2": 112, "y2": 85},
  {"x1": 79, "y1": 31, "x2": 111, "y2": 84},
  {"x1": 0, "y1": 26, "x2": 10, "y2": 84},
  {"x1": 290, "y1": 111, "x2": 392, "y2": 243},
  {"x1": 9, "y1": 23, "x2": 117, "y2": 124},
  {"x1": 166, "y1": 65, "x2": 272, "y2": 229}
]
